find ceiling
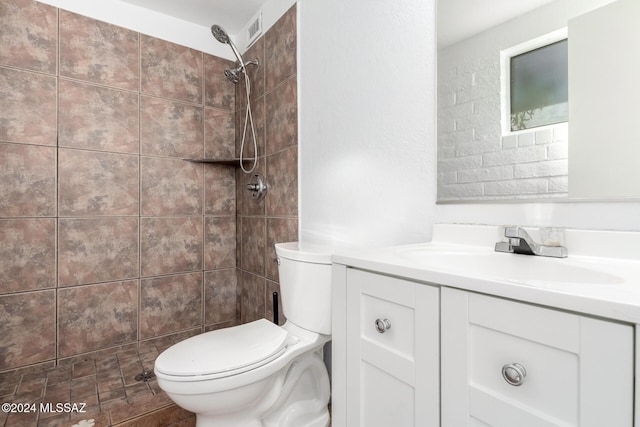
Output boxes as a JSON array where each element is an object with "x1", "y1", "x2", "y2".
[
  {"x1": 119, "y1": 0, "x2": 270, "y2": 35},
  {"x1": 438, "y1": 0, "x2": 557, "y2": 47},
  {"x1": 118, "y1": 0, "x2": 555, "y2": 48}
]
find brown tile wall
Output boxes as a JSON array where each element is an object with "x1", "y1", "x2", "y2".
[
  {"x1": 0, "y1": 0, "x2": 299, "y2": 373},
  {"x1": 236, "y1": 5, "x2": 299, "y2": 325},
  {"x1": 0, "y1": 0, "x2": 263, "y2": 372}
]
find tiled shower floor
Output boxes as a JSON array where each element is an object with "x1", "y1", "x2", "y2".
[{"x1": 0, "y1": 345, "x2": 195, "y2": 427}]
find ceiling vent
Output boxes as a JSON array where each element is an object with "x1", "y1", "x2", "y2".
[{"x1": 247, "y1": 10, "x2": 263, "y2": 47}]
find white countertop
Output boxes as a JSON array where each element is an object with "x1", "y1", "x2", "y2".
[{"x1": 332, "y1": 224, "x2": 640, "y2": 324}]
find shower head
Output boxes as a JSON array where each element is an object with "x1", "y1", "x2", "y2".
[
  {"x1": 210, "y1": 25, "x2": 230, "y2": 44},
  {"x1": 223, "y1": 61, "x2": 259, "y2": 85},
  {"x1": 224, "y1": 67, "x2": 241, "y2": 84}
]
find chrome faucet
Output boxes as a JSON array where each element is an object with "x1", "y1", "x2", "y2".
[{"x1": 495, "y1": 227, "x2": 568, "y2": 258}]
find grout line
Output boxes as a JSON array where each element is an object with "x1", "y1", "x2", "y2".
[
  {"x1": 55, "y1": 5, "x2": 61, "y2": 369},
  {"x1": 137, "y1": 30, "x2": 142, "y2": 350}
]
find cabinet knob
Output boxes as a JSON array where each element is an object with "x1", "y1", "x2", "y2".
[
  {"x1": 375, "y1": 318, "x2": 391, "y2": 333},
  {"x1": 502, "y1": 363, "x2": 527, "y2": 386}
]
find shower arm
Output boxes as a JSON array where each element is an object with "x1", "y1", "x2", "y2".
[{"x1": 228, "y1": 60, "x2": 259, "y2": 74}]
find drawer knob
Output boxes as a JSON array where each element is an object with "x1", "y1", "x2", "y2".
[
  {"x1": 502, "y1": 363, "x2": 527, "y2": 386},
  {"x1": 375, "y1": 318, "x2": 391, "y2": 333}
]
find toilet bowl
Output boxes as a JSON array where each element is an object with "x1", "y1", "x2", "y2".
[{"x1": 154, "y1": 242, "x2": 332, "y2": 427}]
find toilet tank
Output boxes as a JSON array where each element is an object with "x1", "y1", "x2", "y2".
[{"x1": 275, "y1": 242, "x2": 332, "y2": 335}]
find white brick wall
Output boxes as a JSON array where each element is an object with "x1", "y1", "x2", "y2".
[{"x1": 437, "y1": 1, "x2": 569, "y2": 202}]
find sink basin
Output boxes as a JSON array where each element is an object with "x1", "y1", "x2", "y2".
[{"x1": 392, "y1": 245, "x2": 624, "y2": 286}]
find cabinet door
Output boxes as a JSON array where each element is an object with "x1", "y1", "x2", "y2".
[
  {"x1": 345, "y1": 269, "x2": 439, "y2": 427},
  {"x1": 441, "y1": 288, "x2": 634, "y2": 427}
]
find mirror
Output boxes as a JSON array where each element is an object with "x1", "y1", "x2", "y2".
[{"x1": 436, "y1": 0, "x2": 640, "y2": 202}]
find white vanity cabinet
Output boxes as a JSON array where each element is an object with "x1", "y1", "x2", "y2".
[
  {"x1": 343, "y1": 269, "x2": 440, "y2": 427},
  {"x1": 441, "y1": 287, "x2": 635, "y2": 427},
  {"x1": 332, "y1": 226, "x2": 640, "y2": 427}
]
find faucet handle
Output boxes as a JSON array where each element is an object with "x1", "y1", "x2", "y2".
[{"x1": 540, "y1": 227, "x2": 565, "y2": 247}]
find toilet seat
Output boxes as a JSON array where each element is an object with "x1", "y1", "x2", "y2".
[{"x1": 155, "y1": 319, "x2": 293, "y2": 380}]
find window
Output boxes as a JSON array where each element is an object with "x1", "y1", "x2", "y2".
[{"x1": 502, "y1": 31, "x2": 568, "y2": 132}]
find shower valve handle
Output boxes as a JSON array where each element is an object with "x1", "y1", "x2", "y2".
[{"x1": 246, "y1": 174, "x2": 268, "y2": 202}]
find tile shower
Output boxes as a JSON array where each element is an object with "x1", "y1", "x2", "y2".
[{"x1": 0, "y1": 0, "x2": 298, "y2": 425}]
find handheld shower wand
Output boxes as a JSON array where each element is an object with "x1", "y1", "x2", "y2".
[
  {"x1": 211, "y1": 24, "x2": 259, "y2": 174},
  {"x1": 211, "y1": 25, "x2": 246, "y2": 69}
]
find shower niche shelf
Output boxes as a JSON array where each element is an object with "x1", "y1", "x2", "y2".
[{"x1": 183, "y1": 158, "x2": 247, "y2": 167}]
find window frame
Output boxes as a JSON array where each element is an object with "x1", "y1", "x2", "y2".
[{"x1": 500, "y1": 28, "x2": 568, "y2": 136}]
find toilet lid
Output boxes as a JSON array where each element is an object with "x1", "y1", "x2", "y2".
[{"x1": 154, "y1": 319, "x2": 289, "y2": 378}]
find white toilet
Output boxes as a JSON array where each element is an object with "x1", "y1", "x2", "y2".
[{"x1": 154, "y1": 242, "x2": 332, "y2": 427}]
